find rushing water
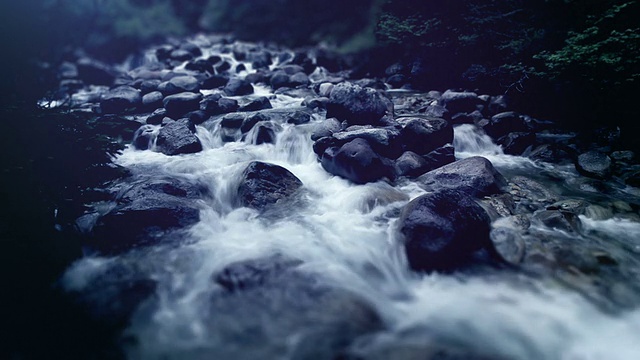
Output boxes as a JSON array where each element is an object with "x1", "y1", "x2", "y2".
[{"x1": 61, "y1": 42, "x2": 640, "y2": 360}]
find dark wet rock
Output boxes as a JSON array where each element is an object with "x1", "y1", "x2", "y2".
[
  {"x1": 100, "y1": 86, "x2": 142, "y2": 114},
  {"x1": 240, "y1": 112, "x2": 267, "y2": 133},
  {"x1": 509, "y1": 176, "x2": 559, "y2": 209},
  {"x1": 132, "y1": 124, "x2": 157, "y2": 150},
  {"x1": 203, "y1": 96, "x2": 239, "y2": 116},
  {"x1": 185, "y1": 59, "x2": 214, "y2": 73},
  {"x1": 180, "y1": 42, "x2": 202, "y2": 57},
  {"x1": 201, "y1": 74, "x2": 229, "y2": 89},
  {"x1": 157, "y1": 75, "x2": 200, "y2": 95},
  {"x1": 498, "y1": 132, "x2": 536, "y2": 155},
  {"x1": 318, "y1": 82, "x2": 334, "y2": 97},
  {"x1": 534, "y1": 210, "x2": 582, "y2": 233},
  {"x1": 156, "y1": 121, "x2": 202, "y2": 155},
  {"x1": 576, "y1": 151, "x2": 612, "y2": 179},
  {"x1": 239, "y1": 96, "x2": 272, "y2": 112},
  {"x1": 451, "y1": 110, "x2": 484, "y2": 125},
  {"x1": 490, "y1": 227, "x2": 525, "y2": 264},
  {"x1": 326, "y1": 82, "x2": 392, "y2": 126},
  {"x1": 398, "y1": 117, "x2": 453, "y2": 155},
  {"x1": 162, "y1": 92, "x2": 202, "y2": 118},
  {"x1": 88, "y1": 178, "x2": 203, "y2": 254},
  {"x1": 482, "y1": 193, "x2": 516, "y2": 218},
  {"x1": 333, "y1": 127, "x2": 403, "y2": 159},
  {"x1": 214, "y1": 255, "x2": 303, "y2": 292},
  {"x1": 311, "y1": 118, "x2": 342, "y2": 141},
  {"x1": 417, "y1": 156, "x2": 507, "y2": 197},
  {"x1": 483, "y1": 112, "x2": 529, "y2": 139},
  {"x1": 90, "y1": 115, "x2": 141, "y2": 141},
  {"x1": 208, "y1": 258, "x2": 382, "y2": 359},
  {"x1": 139, "y1": 79, "x2": 162, "y2": 94},
  {"x1": 246, "y1": 121, "x2": 280, "y2": 145},
  {"x1": 423, "y1": 144, "x2": 455, "y2": 171},
  {"x1": 245, "y1": 71, "x2": 268, "y2": 85},
  {"x1": 610, "y1": 150, "x2": 635, "y2": 163},
  {"x1": 289, "y1": 72, "x2": 310, "y2": 87},
  {"x1": 423, "y1": 104, "x2": 450, "y2": 119},
  {"x1": 286, "y1": 110, "x2": 311, "y2": 125},
  {"x1": 237, "y1": 161, "x2": 303, "y2": 210},
  {"x1": 440, "y1": 90, "x2": 482, "y2": 115},
  {"x1": 224, "y1": 78, "x2": 254, "y2": 96},
  {"x1": 399, "y1": 189, "x2": 495, "y2": 271},
  {"x1": 529, "y1": 143, "x2": 573, "y2": 164},
  {"x1": 320, "y1": 138, "x2": 395, "y2": 184},
  {"x1": 270, "y1": 71, "x2": 291, "y2": 89},
  {"x1": 70, "y1": 266, "x2": 157, "y2": 328},
  {"x1": 625, "y1": 170, "x2": 640, "y2": 188},
  {"x1": 76, "y1": 57, "x2": 115, "y2": 86},
  {"x1": 547, "y1": 199, "x2": 588, "y2": 215},
  {"x1": 147, "y1": 108, "x2": 168, "y2": 125},
  {"x1": 185, "y1": 110, "x2": 208, "y2": 125},
  {"x1": 386, "y1": 74, "x2": 407, "y2": 88},
  {"x1": 141, "y1": 91, "x2": 163, "y2": 110},
  {"x1": 177, "y1": 118, "x2": 196, "y2": 133},
  {"x1": 305, "y1": 96, "x2": 330, "y2": 110},
  {"x1": 215, "y1": 60, "x2": 232, "y2": 73},
  {"x1": 394, "y1": 151, "x2": 429, "y2": 178}
]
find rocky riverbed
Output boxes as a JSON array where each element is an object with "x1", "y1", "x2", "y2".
[{"x1": 27, "y1": 33, "x2": 640, "y2": 359}]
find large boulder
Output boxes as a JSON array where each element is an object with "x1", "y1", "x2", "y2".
[
  {"x1": 237, "y1": 161, "x2": 303, "y2": 210},
  {"x1": 399, "y1": 189, "x2": 495, "y2": 271},
  {"x1": 156, "y1": 121, "x2": 202, "y2": 155},
  {"x1": 399, "y1": 117, "x2": 453, "y2": 155},
  {"x1": 320, "y1": 138, "x2": 395, "y2": 184},
  {"x1": 417, "y1": 156, "x2": 507, "y2": 197},
  {"x1": 100, "y1": 86, "x2": 142, "y2": 114},
  {"x1": 163, "y1": 92, "x2": 202, "y2": 118},
  {"x1": 326, "y1": 82, "x2": 392, "y2": 126},
  {"x1": 86, "y1": 178, "x2": 203, "y2": 254},
  {"x1": 575, "y1": 151, "x2": 612, "y2": 179}
]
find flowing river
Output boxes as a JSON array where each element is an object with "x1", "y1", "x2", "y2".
[{"x1": 59, "y1": 40, "x2": 640, "y2": 360}]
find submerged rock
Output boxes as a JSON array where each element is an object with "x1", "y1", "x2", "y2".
[
  {"x1": 237, "y1": 161, "x2": 303, "y2": 210},
  {"x1": 399, "y1": 189, "x2": 495, "y2": 271}
]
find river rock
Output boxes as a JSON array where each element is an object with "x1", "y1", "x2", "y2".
[
  {"x1": 208, "y1": 256, "x2": 382, "y2": 359},
  {"x1": 141, "y1": 91, "x2": 163, "y2": 110},
  {"x1": 398, "y1": 117, "x2": 453, "y2": 155},
  {"x1": 399, "y1": 189, "x2": 494, "y2": 271},
  {"x1": 239, "y1": 96, "x2": 272, "y2": 112},
  {"x1": 147, "y1": 108, "x2": 168, "y2": 125},
  {"x1": 163, "y1": 92, "x2": 202, "y2": 118},
  {"x1": 311, "y1": 118, "x2": 342, "y2": 141},
  {"x1": 326, "y1": 82, "x2": 392, "y2": 126},
  {"x1": 270, "y1": 71, "x2": 291, "y2": 89},
  {"x1": 76, "y1": 57, "x2": 115, "y2": 86},
  {"x1": 185, "y1": 59, "x2": 214, "y2": 73},
  {"x1": 100, "y1": 86, "x2": 142, "y2": 114},
  {"x1": 332, "y1": 126, "x2": 403, "y2": 159},
  {"x1": 201, "y1": 75, "x2": 229, "y2": 89},
  {"x1": 246, "y1": 121, "x2": 280, "y2": 145},
  {"x1": 394, "y1": 151, "x2": 429, "y2": 178},
  {"x1": 203, "y1": 96, "x2": 239, "y2": 115},
  {"x1": 87, "y1": 178, "x2": 203, "y2": 254},
  {"x1": 156, "y1": 121, "x2": 202, "y2": 155},
  {"x1": 224, "y1": 78, "x2": 254, "y2": 96},
  {"x1": 157, "y1": 75, "x2": 200, "y2": 95},
  {"x1": 417, "y1": 156, "x2": 507, "y2": 197},
  {"x1": 498, "y1": 132, "x2": 536, "y2": 155},
  {"x1": 286, "y1": 110, "x2": 311, "y2": 125},
  {"x1": 214, "y1": 255, "x2": 303, "y2": 291},
  {"x1": 132, "y1": 124, "x2": 156, "y2": 150},
  {"x1": 440, "y1": 90, "x2": 482, "y2": 115},
  {"x1": 320, "y1": 138, "x2": 395, "y2": 184},
  {"x1": 237, "y1": 161, "x2": 303, "y2": 210},
  {"x1": 483, "y1": 112, "x2": 529, "y2": 139},
  {"x1": 423, "y1": 144, "x2": 455, "y2": 171},
  {"x1": 576, "y1": 151, "x2": 612, "y2": 179},
  {"x1": 534, "y1": 210, "x2": 582, "y2": 233}
]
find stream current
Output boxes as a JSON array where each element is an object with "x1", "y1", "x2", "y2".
[{"x1": 61, "y1": 42, "x2": 640, "y2": 360}]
